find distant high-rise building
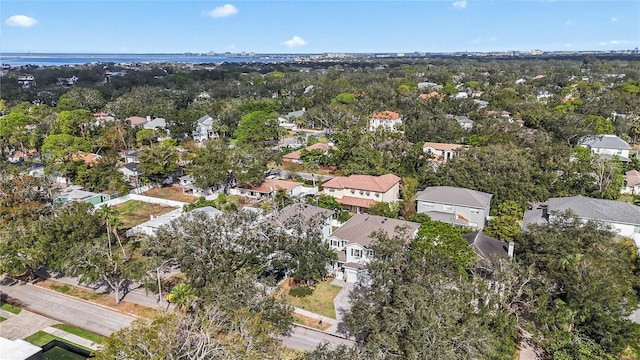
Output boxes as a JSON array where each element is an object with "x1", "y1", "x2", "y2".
[{"x1": 531, "y1": 49, "x2": 544, "y2": 55}]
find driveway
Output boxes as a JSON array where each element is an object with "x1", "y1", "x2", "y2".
[
  {"x1": 326, "y1": 279, "x2": 354, "y2": 335},
  {"x1": 282, "y1": 325, "x2": 354, "y2": 351},
  {"x1": 0, "y1": 309, "x2": 59, "y2": 340}
]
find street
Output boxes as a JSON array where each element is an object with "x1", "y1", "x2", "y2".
[
  {"x1": 0, "y1": 279, "x2": 135, "y2": 336},
  {"x1": 282, "y1": 325, "x2": 354, "y2": 351}
]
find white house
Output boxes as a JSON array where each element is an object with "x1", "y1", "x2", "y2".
[
  {"x1": 328, "y1": 213, "x2": 420, "y2": 283},
  {"x1": 229, "y1": 179, "x2": 305, "y2": 200},
  {"x1": 579, "y1": 134, "x2": 631, "y2": 162},
  {"x1": 422, "y1": 142, "x2": 467, "y2": 162},
  {"x1": 523, "y1": 195, "x2": 640, "y2": 248},
  {"x1": 321, "y1": 174, "x2": 401, "y2": 213},
  {"x1": 416, "y1": 186, "x2": 493, "y2": 229},
  {"x1": 127, "y1": 206, "x2": 222, "y2": 237},
  {"x1": 369, "y1": 111, "x2": 403, "y2": 132},
  {"x1": 622, "y1": 170, "x2": 640, "y2": 195},
  {"x1": 192, "y1": 115, "x2": 219, "y2": 142},
  {"x1": 449, "y1": 115, "x2": 474, "y2": 130},
  {"x1": 117, "y1": 162, "x2": 144, "y2": 185}
]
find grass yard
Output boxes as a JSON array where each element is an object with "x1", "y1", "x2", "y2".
[
  {"x1": 37, "y1": 278, "x2": 153, "y2": 317},
  {"x1": 52, "y1": 324, "x2": 106, "y2": 344},
  {"x1": 143, "y1": 186, "x2": 197, "y2": 203},
  {"x1": 292, "y1": 313, "x2": 332, "y2": 331},
  {"x1": 113, "y1": 200, "x2": 176, "y2": 229},
  {"x1": 281, "y1": 279, "x2": 342, "y2": 319},
  {"x1": 1, "y1": 302, "x2": 22, "y2": 314},
  {"x1": 0, "y1": 316, "x2": 6, "y2": 322},
  {"x1": 24, "y1": 331, "x2": 93, "y2": 352}
]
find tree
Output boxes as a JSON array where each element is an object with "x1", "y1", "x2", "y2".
[
  {"x1": 41, "y1": 134, "x2": 90, "y2": 183},
  {"x1": 58, "y1": 87, "x2": 106, "y2": 112},
  {"x1": 484, "y1": 200, "x2": 523, "y2": 241},
  {"x1": 138, "y1": 139, "x2": 179, "y2": 185},
  {"x1": 516, "y1": 213, "x2": 640, "y2": 358},
  {"x1": 54, "y1": 109, "x2": 93, "y2": 137},
  {"x1": 167, "y1": 283, "x2": 194, "y2": 313},
  {"x1": 233, "y1": 110, "x2": 279, "y2": 146},
  {"x1": 135, "y1": 128, "x2": 161, "y2": 146},
  {"x1": 399, "y1": 177, "x2": 418, "y2": 218}
]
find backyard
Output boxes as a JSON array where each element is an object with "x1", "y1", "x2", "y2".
[
  {"x1": 281, "y1": 279, "x2": 342, "y2": 319},
  {"x1": 143, "y1": 186, "x2": 197, "y2": 203},
  {"x1": 113, "y1": 200, "x2": 176, "y2": 229}
]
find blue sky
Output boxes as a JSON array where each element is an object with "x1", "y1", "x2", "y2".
[{"x1": 1, "y1": 1, "x2": 639, "y2": 53}]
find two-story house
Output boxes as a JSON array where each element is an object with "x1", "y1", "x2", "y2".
[
  {"x1": 523, "y1": 195, "x2": 640, "y2": 248},
  {"x1": 422, "y1": 142, "x2": 467, "y2": 162},
  {"x1": 416, "y1": 186, "x2": 492, "y2": 229},
  {"x1": 369, "y1": 111, "x2": 403, "y2": 132},
  {"x1": 327, "y1": 213, "x2": 420, "y2": 283},
  {"x1": 321, "y1": 174, "x2": 401, "y2": 213},
  {"x1": 282, "y1": 142, "x2": 334, "y2": 164},
  {"x1": 192, "y1": 115, "x2": 219, "y2": 142},
  {"x1": 578, "y1": 134, "x2": 631, "y2": 162}
]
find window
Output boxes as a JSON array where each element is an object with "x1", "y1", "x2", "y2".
[
  {"x1": 367, "y1": 250, "x2": 374, "y2": 257},
  {"x1": 351, "y1": 190, "x2": 355, "y2": 194},
  {"x1": 470, "y1": 209, "x2": 480, "y2": 214},
  {"x1": 375, "y1": 192, "x2": 380, "y2": 197},
  {"x1": 351, "y1": 248, "x2": 362, "y2": 258},
  {"x1": 423, "y1": 202, "x2": 434, "y2": 208},
  {"x1": 329, "y1": 188, "x2": 335, "y2": 192},
  {"x1": 365, "y1": 192, "x2": 370, "y2": 196}
]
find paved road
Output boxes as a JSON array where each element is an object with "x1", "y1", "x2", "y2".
[
  {"x1": 282, "y1": 325, "x2": 354, "y2": 351},
  {"x1": 0, "y1": 279, "x2": 135, "y2": 337}
]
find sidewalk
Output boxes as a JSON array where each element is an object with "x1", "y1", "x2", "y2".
[
  {"x1": 42, "y1": 326, "x2": 101, "y2": 351},
  {"x1": 292, "y1": 307, "x2": 336, "y2": 326},
  {"x1": 0, "y1": 309, "x2": 59, "y2": 340}
]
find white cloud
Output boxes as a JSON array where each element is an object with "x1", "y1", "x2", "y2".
[
  {"x1": 564, "y1": 20, "x2": 574, "y2": 26},
  {"x1": 471, "y1": 38, "x2": 483, "y2": 44},
  {"x1": 5, "y1": 15, "x2": 38, "y2": 27},
  {"x1": 565, "y1": 43, "x2": 573, "y2": 48},
  {"x1": 611, "y1": 17, "x2": 618, "y2": 22},
  {"x1": 204, "y1": 4, "x2": 238, "y2": 18},
  {"x1": 282, "y1": 35, "x2": 307, "y2": 48},
  {"x1": 452, "y1": 0, "x2": 467, "y2": 9},
  {"x1": 599, "y1": 40, "x2": 631, "y2": 46}
]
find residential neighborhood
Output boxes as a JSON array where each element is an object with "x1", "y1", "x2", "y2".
[{"x1": 1, "y1": 49, "x2": 640, "y2": 360}]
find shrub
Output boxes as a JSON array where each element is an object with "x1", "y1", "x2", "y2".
[{"x1": 289, "y1": 286, "x2": 313, "y2": 298}]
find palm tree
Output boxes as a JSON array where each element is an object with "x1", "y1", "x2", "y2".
[
  {"x1": 96, "y1": 205, "x2": 127, "y2": 259},
  {"x1": 166, "y1": 283, "x2": 194, "y2": 313}
]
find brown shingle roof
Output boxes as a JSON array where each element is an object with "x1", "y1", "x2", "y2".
[
  {"x1": 335, "y1": 196, "x2": 376, "y2": 209},
  {"x1": 331, "y1": 213, "x2": 420, "y2": 247},
  {"x1": 322, "y1": 174, "x2": 400, "y2": 193},
  {"x1": 423, "y1": 142, "x2": 465, "y2": 151},
  {"x1": 372, "y1": 111, "x2": 401, "y2": 120},
  {"x1": 282, "y1": 143, "x2": 334, "y2": 161}
]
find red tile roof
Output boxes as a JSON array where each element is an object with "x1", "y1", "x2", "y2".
[
  {"x1": 322, "y1": 174, "x2": 400, "y2": 193},
  {"x1": 335, "y1": 196, "x2": 376, "y2": 209},
  {"x1": 371, "y1": 111, "x2": 401, "y2": 120},
  {"x1": 240, "y1": 179, "x2": 301, "y2": 194},
  {"x1": 127, "y1": 116, "x2": 148, "y2": 125},
  {"x1": 72, "y1": 152, "x2": 101, "y2": 165}
]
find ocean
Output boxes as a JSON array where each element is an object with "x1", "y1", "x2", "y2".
[{"x1": 0, "y1": 53, "x2": 296, "y2": 67}]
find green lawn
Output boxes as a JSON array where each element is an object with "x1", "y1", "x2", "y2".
[
  {"x1": 52, "y1": 324, "x2": 105, "y2": 344},
  {"x1": 283, "y1": 280, "x2": 342, "y2": 319},
  {"x1": 1, "y1": 302, "x2": 22, "y2": 314},
  {"x1": 24, "y1": 331, "x2": 93, "y2": 352},
  {"x1": 0, "y1": 316, "x2": 6, "y2": 322},
  {"x1": 113, "y1": 200, "x2": 175, "y2": 229}
]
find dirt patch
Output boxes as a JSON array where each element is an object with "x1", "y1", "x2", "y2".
[
  {"x1": 143, "y1": 186, "x2": 198, "y2": 203},
  {"x1": 35, "y1": 278, "x2": 152, "y2": 317},
  {"x1": 113, "y1": 200, "x2": 176, "y2": 229}
]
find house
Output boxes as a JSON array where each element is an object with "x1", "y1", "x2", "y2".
[
  {"x1": 72, "y1": 152, "x2": 101, "y2": 166},
  {"x1": 122, "y1": 150, "x2": 139, "y2": 164},
  {"x1": 17, "y1": 74, "x2": 35, "y2": 88},
  {"x1": 274, "y1": 203, "x2": 334, "y2": 241},
  {"x1": 447, "y1": 114, "x2": 474, "y2": 130},
  {"x1": 0, "y1": 336, "x2": 43, "y2": 360},
  {"x1": 463, "y1": 231, "x2": 512, "y2": 259},
  {"x1": 321, "y1": 174, "x2": 401, "y2": 213},
  {"x1": 473, "y1": 99, "x2": 489, "y2": 108},
  {"x1": 117, "y1": 162, "x2": 144, "y2": 185},
  {"x1": 127, "y1": 206, "x2": 222, "y2": 237},
  {"x1": 277, "y1": 109, "x2": 306, "y2": 131},
  {"x1": 416, "y1": 186, "x2": 493, "y2": 229},
  {"x1": 523, "y1": 195, "x2": 640, "y2": 248},
  {"x1": 143, "y1": 117, "x2": 167, "y2": 131},
  {"x1": 422, "y1": 142, "x2": 467, "y2": 162},
  {"x1": 369, "y1": 111, "x2": 402, "y2": 132},
  {"x1": 622, "y1": 170, "x2": 640, "y2": 195},
  {"x1": 192, "y1": 115, "x2": 219, "y2": 142},
  {"x1": 417, "y1": 81, "x2": 439, "y2": 90},
  {"x1": 327, "y1": 213, "x2": 420, "y2": 283},
  {"x1": 578, "y1": 134, "x2": 631, "y2": 161},
  {"x1": 127, "y1": 116, "x2": 148, "y2": 126},
  {"x1": 54, "y1": 186, "x2": 114, "y2": 205},
  {"x1": 282, "y1": 142, "x2": 334, "y2": 164},
  {"x1": 230, "y1": 179, "x2": 304, "y2": 200}
]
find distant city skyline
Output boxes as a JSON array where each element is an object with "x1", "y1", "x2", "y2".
[{"x1": 1, "y1": 1, "x2": 639, "y2": 54}]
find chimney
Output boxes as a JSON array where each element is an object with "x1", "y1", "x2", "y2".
[
  {"x1": 146, "y1": 115, "x2": 151, "y2": 122},
  {"x1": 508, "y1": 241, "x2": 515, "y2": 258}
]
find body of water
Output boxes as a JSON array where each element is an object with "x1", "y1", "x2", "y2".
[{"x1": 0, "y1": 53, "x2": 296, "y2": 66}]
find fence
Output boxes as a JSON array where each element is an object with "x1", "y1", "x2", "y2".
[{"x1": 94, "y1": 193, "x2": 189, "y2": 209}]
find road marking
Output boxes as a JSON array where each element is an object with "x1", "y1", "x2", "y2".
[{"x1": 103, "y1": 320, "x2": 118, "y2": 326}]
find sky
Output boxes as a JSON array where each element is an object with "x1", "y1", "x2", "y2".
[{"x1": 1, "y1": 0, "x2": 639, "y2": 54}]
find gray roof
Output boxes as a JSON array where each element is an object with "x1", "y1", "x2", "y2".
[
  {"x1": 522, "y1": 208, "x2": 547, "y2": 230},
  {"x1": 190, "y1": 206, "x2": 223, "y2": 218},
  {"x1": 579, "y1": 134, "x2": 631, "y2": 150},
  {"x1": 548, "y1": 195, "x2": 640, "y2": 225},
  {"x1": 416, "y1": 186, "x2": 493, "y2": 209},
  {"x1": 275, "y1": 204, "x2": 334, "y2": 229},
  {"x1": 331, "y1": 213, "x2": 420, "y2": 247},
  {"x1": 422, "y1": 211, "x2": 468, "y2": 226},
  {"x1": 143, "y1": 118, "x2": 167, "y2": 129},
  {"x1": 197, "y1": 115, "x2": 214, "y2": 126},
  {"x1": 120, "y1": 162, "x2": 142, "y2": 173},
  {"x1": 286, "y1": 109, "x2": 306, "y2": 118},
  {"x1": 463, "y1": 231, "x2": 509, "y2": 258}
]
